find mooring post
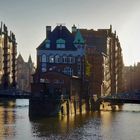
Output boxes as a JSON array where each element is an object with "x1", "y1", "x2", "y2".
[{"x1": 66, "y1": 100, "x2": 69, "y2": 115}]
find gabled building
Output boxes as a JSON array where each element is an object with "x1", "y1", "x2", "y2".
[
  {"x1": 32, "y1": 24, "x2": 123, "y2": 98},
  {"x1": 37, "y1": 25, "x2": 85, "y2": 77},
  {"x1": 30, "y1": 25, "x2": 89, "y2": 117},
  {"x1": 17, "y1": 54, "x2": 34, "y2": 92},
  {"x1": 32, "y1": 25, "x2": 86, "y2": 98},
  {"x1": 0, "y1": 22, "x2": 17, "y2": 89}
]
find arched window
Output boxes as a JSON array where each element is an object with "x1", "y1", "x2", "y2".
[
  {"x1": 42, "y1": 54, "x2": 46, "y2": 62},
  {"x1": 55, "y1": 55, "x2": 61, "y2": 63},
  {"x1": 56, "y1": 38, "x2": 65, "y2": 49},
  {"x1": 63, "y1": 67, "x2": 73, "y2": 76},
  {"x1": 49, "y1": 55, "x2": 54, "y2": 63}
]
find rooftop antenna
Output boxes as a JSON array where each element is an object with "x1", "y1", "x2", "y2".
[{"x1": 56, "y1": 23, "x2": 66, "y2": 26}]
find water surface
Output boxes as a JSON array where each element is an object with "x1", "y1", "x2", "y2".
[{"x1": 0, "y1": 99, "x2": 140, "y2": 140}]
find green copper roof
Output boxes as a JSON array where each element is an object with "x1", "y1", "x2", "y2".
[{"x1": 74, "y1": 30, "x2": 84, "y2": 44}]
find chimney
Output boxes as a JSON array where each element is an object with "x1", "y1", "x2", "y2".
[
  {"x1": 72, "y1": 24, "x2": 77, "y2": 33},
  {"x1": 110, "y1": 24, "x2": 112, "y2": 33},
  {"x1": 46, "y1": 26, "x2": 51, "y2": 39}
]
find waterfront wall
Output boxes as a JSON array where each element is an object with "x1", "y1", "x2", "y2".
[{"x1": 29, "y1": 97, "x2": 101, "y2": 118}]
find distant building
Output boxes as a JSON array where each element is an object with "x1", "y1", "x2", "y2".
[
  {"x1": 17, "y1": 54, "x2": 34, "y2": 92},
  {"x1": 0, "y1": 22, "x2": 17, "y2": 89},
  {"x1": 124, "y1": 63, "x2": 140, "y2": 91}
]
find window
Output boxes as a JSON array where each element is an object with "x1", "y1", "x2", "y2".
[
  {"x1": 42, "y1": 54, "x2": 46, "y2": 62},
  {"x1": 77, "y1": 61, "x2": 81, "y2": 76},
  {"x1": 49, "y1": 55, "x2": 54, "y2": 63},
  {"x1": 68, "y1": 56, "x2": 75, "y2": 64},
  {"x1": 62, "y1": 56, "x2": 67, "y2": 63},
  {"x1": 78, "y1": 64, "x2": 81, "y2": 71},
  {"x1": 56, "y1": 38, "x2": 65, "y2": 49},
  {"x1": 77, "y1": 57, "x2": 81, "y2": 62},
  {"x1": 41, "y1": 63, "x2": 47, "y2": 72},
  {"x1": 63, "y1": 67, "x2": 73, "y2": 76},
  {"x1": 55, "y1": 55, "x2": 61, "y2": 63},
  {"x1": 46, "y1": 56, "x2": 49, "y2": 62},
  {"x1": 45, "y1": 39, "x2": 50, "y2": 48}
]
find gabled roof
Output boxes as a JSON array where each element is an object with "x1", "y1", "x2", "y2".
[
  {"x1": 37, "y1": 25, "x2": 77, "y2": 51},
  {"x1": 17, "y1": 53, "x2": 24, "y2": 63}
]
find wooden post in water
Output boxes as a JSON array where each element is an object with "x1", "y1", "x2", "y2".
[
  {"x1": 74, "y1": 98, "x2": 76, "y2": 114},
  {"x1": 66, "y1": 100, "x2": 69, "y2": 115}
]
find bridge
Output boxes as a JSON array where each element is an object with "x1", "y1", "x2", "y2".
[
  {"x1": 0, "y1": 89, "x2": 31, "y2": 99},
  {"x1": 101, "y1": 91, "x2": 140, "y2": 104}
]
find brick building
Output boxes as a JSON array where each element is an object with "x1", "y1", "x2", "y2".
[
  {"x1": 124, "y1": 63, "x2": 140, "y2": 91},
  {"x1": 32, "y1": 24, "x2": 123, "y2": 98},
  {"x1": 32, "y1": 25, "x2": 86, "y2": 98},
  {"x1": 0, "y1": 22, "x2": 17, "y2": 89},
  {"x1": 77, "y1": 25, "x2": 124, "y2": 97}
]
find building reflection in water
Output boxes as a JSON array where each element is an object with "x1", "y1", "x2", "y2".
[
  {"x1": 0, "y1": 99, "x2": 16, "y2": 139},
  {"x1": 30, "y1": 112, "x2": 102, "y2": 137}
]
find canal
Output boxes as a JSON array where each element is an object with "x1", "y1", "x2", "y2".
[{"x1": 0, "y1": 99, "x2": 140, "y2": 140}]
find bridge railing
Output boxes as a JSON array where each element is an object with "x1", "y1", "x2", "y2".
[{"x1": 102, "y1": 92, "x2": 140, "y2": 101}]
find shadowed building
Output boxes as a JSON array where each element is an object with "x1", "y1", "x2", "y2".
[
  {"x1": 29, "y1": 24, "x2": 124, "y2": 117},
  {"x1": 124, "y1": 63, "x2": 140, "y2": 91},
  {"x1": 30, "y1": 25, "x2": 89, "y2": 117},
  {"x1": 0, "y1": 22, "x2": 17, "y2": 89},
  {"x1": 32, "y1": 25, "x2": 86, "y2": 95},
  {"x1": 32, "y1": 24, "x2": 123, "y2": 98}
]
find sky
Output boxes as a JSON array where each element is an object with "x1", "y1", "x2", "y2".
[{"x1": 0, "y1": 0, "x2": 140, "y2": 66}]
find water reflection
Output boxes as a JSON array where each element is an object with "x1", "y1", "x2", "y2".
[
  {"x1": 0, "y1": 99, "x2": 16, "y2": 139},
  {"x1": 31, "y1": 112, "x2": 97, "y2": 135},
  {"x1": 0, "y1": 99, "x2": 140, "y2": 140}
]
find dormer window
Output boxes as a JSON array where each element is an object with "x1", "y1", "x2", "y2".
[
  {"x1": 56, "y1": 38, "x2": 65, "y2": 49},
  {"x1": 45, "y1": 39, "x2": 50, "y2": 48}
]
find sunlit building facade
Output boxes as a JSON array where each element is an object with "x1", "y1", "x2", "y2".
[
  {"x1": 0, "y1": 22, "x2": 17, "y2": 89},
  {"x1": 76, "y1": 25, "x2": 124, "y2": 97}
]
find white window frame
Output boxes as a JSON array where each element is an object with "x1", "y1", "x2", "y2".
[
  {"x1": 56, "y1": 38, "x2": 65, "y2": 49},
  {"x1": 49, "y1": 55, "x2": 54, "y2": 63},
  {"x1": 62, "y1": 56, "x2": 67, "y2": 63},
  {"x1": 55, "y1": 55, "x2": 61, "y2": 63}
]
